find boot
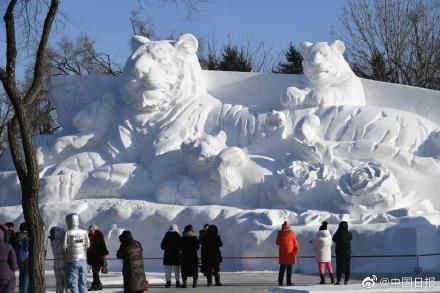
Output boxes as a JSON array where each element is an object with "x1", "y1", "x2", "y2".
[
  {"x1": 329, "y1": 273, "x2": 334, "y2": 284},
  {"x1": 181, "y1": 278, "x2": 187, "y2": 288},
  {"x1": 165, "y1": 281, "x2": 171, "y2": 288},
  {"x1": 286, "y1": 274, "x2": 293, "y2": 286},
  {"x1": 207, "y1": 276, "x2": 212, "y2": 286},
  {"x1": 278, "y1": 271, "x2": 283, "y2": 286},
  {"x1": 96, "y1": 283, "x2": 103, "y2": 290},
  {"x1": 192, "y1": 278, "x2": 198, "y2": 288},
  {"x1": 214, "y1": 273, "x2": 222, "y2": 286},
  {"x1": 88, "y1": 283, "x2": 97, "y2": 291},
  {"x1": 176, "y1": 281, "x2": 180, "y2": 288},
  {"x1": 319, "y1": 274, "x2": 325, "y2": 284}
]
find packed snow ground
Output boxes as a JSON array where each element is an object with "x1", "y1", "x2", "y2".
[{"x1": 39, "y1": 271, "x2": 440, "y2": 293}]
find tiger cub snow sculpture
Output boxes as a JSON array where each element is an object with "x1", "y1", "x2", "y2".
[{"x1": 282, "y1": 40, "x2": 366, "y2": 109}]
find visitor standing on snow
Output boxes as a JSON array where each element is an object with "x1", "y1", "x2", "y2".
[
  {"x1": 64, "y1": 213, "x2": 89, "y2": 293},
  {"x1": 49, "y1": 226, "x2": 67, "y2": 293},
  {"x1": 0, "y1": 226, "x2": 17, "y2": 293},
  {"x1": 14, "y1": 222, "x2": 30, "y2": 293},
  {"x1": 201, "y1": 224, "x2": 223, "y2": 286},
  {"x1": 310, "y1": 221, "x2": 334, "y2": 284},
  {"x1": 4, "y1": 222, "x2": 15, "y2": 245},
  {"x1": 160, "y1": 224, "x2": 182, "y2": 288},
  {"x1": 332, "y1": 221, "x2": 352, "y2": 285},
  {"x1": 276, "y1": 221, "x2": 299, "y2": 286},
  {"x1": 116, "y1": 230, "x2": 146, "y2": 293},
  {"x1": 198, "y1": 224, "x2": 209, "y2": 276},
  {"x1": 87, "y1": 224, "x2": 109, "y2": 291},
  {"x1": 180, "y1": 224, "x2": 200, "y2": 288}
]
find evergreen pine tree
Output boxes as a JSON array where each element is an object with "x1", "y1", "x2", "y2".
[{"x1": 273, "y1": 44, "x2": 303, "y2": 74}]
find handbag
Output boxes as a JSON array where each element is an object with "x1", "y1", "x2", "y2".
[{"x1": 100, "y1": 257, "x2": 108, "y2": 274}]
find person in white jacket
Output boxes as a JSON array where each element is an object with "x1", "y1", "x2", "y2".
[{"x1": 310, "y1": 221, "x2": 334, "y2": 284}]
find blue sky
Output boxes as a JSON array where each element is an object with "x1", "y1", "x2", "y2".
[
  {"x1": 7, "y1": 0, "x2": 347, "y2": 78},
  {"x1": 54, "y1": 0, "x2": 346, "y2": 64}
]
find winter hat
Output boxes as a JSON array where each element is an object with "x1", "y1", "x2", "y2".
[
  {"x1": 19, "y1": 222, "x2": 28, "y2": 232},
  {"x1": 319, "y1": 221, "x2": 328, "y2": 231},
  {"x1": 281, "y1": 221, "x2": 290, "y2": 230},
  {"x1": 119, "y1": 230, "x2": 133, "y2": 243},
  {"x1": 169, "y1": 224, "x2": 179, "y2": 232},
  {"x1": 183, "y1": 225, "x2": 194, "y2": 233},
  {"x1": 88, "y1": 224, "x2": 98, "y2": 231},
  {"x1": 49, "y1": 227, "x2": 66, "y2": 240}
]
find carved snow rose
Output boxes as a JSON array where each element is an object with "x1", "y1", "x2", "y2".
[
  {"x1": 337, "y1": 162, "x2": 401, "y2": 210},
  {"x1": 277, "y1": 161, "x2": 332, "y2": 197}
]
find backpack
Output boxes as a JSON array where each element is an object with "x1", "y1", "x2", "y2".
[{"x1": 15, "y1": 232, "x2": 29, "y2": 263}]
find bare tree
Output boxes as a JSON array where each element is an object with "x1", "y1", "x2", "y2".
[
  {"x1": 0, "y1": 91, "x2": 13, "y2": 156},
  {"x1": 334, "y1": 0, "x2": 440, "y2": 89},
  {"x1": 0, "y1": 0, "x2": 59, "y2": 291},
  {"x1": 137, "y1": 0, "x2": 207, "y2": 19},
  {"x1": 47, "y1": 36, "x2": 122, "y2": 76},
  {"x1": 130, "y1": 9, "x2": 156, "y2": 39}
]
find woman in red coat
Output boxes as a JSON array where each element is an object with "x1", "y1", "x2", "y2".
[{"x1": 276, "y1": 221, "x2": 299, "y2": 286}]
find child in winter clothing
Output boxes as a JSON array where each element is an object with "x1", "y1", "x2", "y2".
[
  {"x1": 49, "y1": 226, "x2": 66, "y2": 293},
  {"x1": 311, "y1": 221, "x2": 334, "y2": 284},
  {"x1": 332, "y1": 221, "x2": 352, "y2": 285},
  {"x1": 160, "y1": 224, "x2": 182, "y2": 288},
  {"x1": 276, "y1": 221, "x2": 299, "y2": 286}
]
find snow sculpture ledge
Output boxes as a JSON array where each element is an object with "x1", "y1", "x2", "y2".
[{"x1": 1, "y1": 34, "x2": 440, "y2": 273}]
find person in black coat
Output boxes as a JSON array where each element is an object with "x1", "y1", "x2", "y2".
[
  {"x1": 117, "y1": 231, "x2": 147, "y2": 293},
  {"x1": 87, "y1": 224, "x2": 109, "y2": 291},
  {"x1": 160, "y1": 224, "x2": 182, "y2": 288},
  {"x1": 201, "y1": 224, "x2": 223, "y2": 286},
  {"x1": 332, "y1": 221, "x2": 352, "y2": 285},
  {"x1": 180, "y1": 225, "x2": 200, "y2": 288},
  {"x1": 198, "y1": 224, "x2": 209, "y2": 276}
]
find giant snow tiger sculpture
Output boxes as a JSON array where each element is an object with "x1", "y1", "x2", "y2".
[{"x1": 0, "y1": 33, "x2": 275, "y2": 204}]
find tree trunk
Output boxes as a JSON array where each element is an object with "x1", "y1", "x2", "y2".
[
  {"x1": 1, "y1": 1, "x2": 59, "y2": 290},
  {"x1": 8, "y1": 109, "x2": 45, "y2": 292}
]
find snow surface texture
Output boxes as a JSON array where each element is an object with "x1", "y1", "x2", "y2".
[{"x1": 1, "y1": 35, "x2": 440, "y2": 272}]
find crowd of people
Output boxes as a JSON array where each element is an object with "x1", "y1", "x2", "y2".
[
  {"x1": 160, "y1": 223, "x2": 223, "y2": 288},
  {"x1": 0, "y1": 215, "x2": 352, "y2": 292},
  {"x1": 276, "y1": 220, "x2": 352, "y2": 286}
]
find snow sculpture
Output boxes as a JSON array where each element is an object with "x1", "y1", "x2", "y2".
[
  {"x1": 277, "y1": 161, "x2": 332, "y2": 198},
  {"x1": 2, "y1": 34, "x2": 440, "y2": 274},
  {"x1": 54, "y1": 93, "x2": 115, "y2": 155},
  {"x1": 282, "y1": 40, "x2": 365, "y2": 109},
  {"x1": 181, "y1": 131, "x2": 228, "y2": 176},
  {"x1": 0, "y1": 34, "x2": 439, "y2": 230},
  {"x1": 199, "y1": 147, "x2": 272, "y2": 207},
  {"x1": 336, "y1": 162, "x2": 406, "y2": 214},
  {"x1": 418, "y1": 130, "x2": 440, "y2": 158}
]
